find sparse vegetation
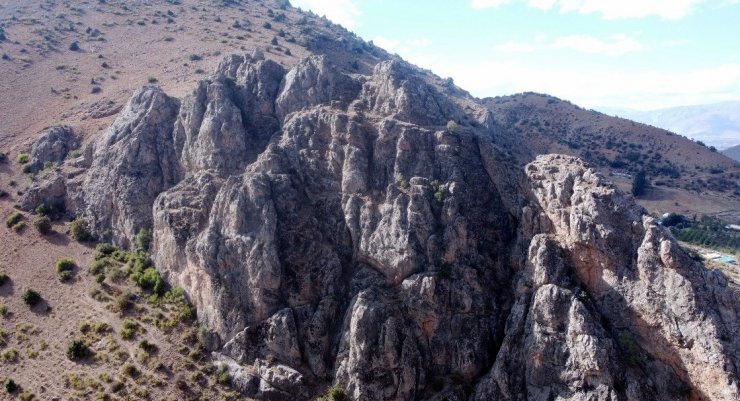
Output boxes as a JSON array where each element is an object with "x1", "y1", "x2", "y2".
[
  {"x1": 69, "y1": 41, "x2": 80, "y2": 51},
  {"x1": 0, "y1": 272, "x2": 8, "y2": 286}
]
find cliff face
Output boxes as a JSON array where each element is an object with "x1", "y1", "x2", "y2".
[{"x1": 56, "y1": 52, "x2": 739, "y2": 400}]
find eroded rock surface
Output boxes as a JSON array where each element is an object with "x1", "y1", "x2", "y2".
[{"x1": 68, "y1": 53, "x2": 739, "y2": 401}]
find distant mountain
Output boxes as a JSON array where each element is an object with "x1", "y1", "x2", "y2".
[
  {"x1": 599, "y1": 101, "x2": 740, "y2": 150},
  {"x1": 724, "y1": 144, "x2": 740, "y2": 162}
]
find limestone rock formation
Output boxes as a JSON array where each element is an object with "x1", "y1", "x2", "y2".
[
  {"x1": 28, "y1": 125, "x2": 79, "y2": 173},
  {"x1": 66, "y1": 52, "x2": 739, "y2": 401}
]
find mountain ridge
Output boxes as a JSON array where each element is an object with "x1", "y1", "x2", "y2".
[{"x1": 0, "y1": 1, "x2": 739, "y2": 400}]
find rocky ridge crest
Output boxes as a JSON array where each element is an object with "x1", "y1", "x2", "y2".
[{"x1": 30, "y1": 52, "x2": 738, "y2": 400}]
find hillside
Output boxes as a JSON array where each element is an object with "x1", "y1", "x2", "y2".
[
  {"x1": 1, "y1": 1, "x2": 739, "y2": 401},
  {"x1": 723, "y1": 144, "x2": 740, "y2": 162},
  {"x1": 485, "y1": 93, "x2": 740, "y2": 219},
  {"x1": 600, "y1": 101, "x2": 740, "y2": 150}
]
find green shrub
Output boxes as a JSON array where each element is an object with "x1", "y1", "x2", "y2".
[
  {"x1": 138, "y1": 340, "x2": 158, "y2": 354},
  {"x1": 70, "y1": 219, "x2": 93, "y2": 241},
  {"x1": 56, "y1": 257, "x2": 76, "y2": 273},
  {"x1": 66, "y1": 339, "x2": 90, "y2": 360},
  {"x1": 1, "y1": 348, "x2": 18, "y2": 363},
  {"x1": 33, "y1": 216, "x2": 52, "y2": 234},
  {"x1": 69, "y1": 41, "x2": 80, "y2": 51},
  {"x1": 446, "y1": 120, "x2": 460, "y2": 133},
  {"x1": 631, "y1": 170, "x2": 648, "y2": 197},
  {"x1": 11, "y1": 221, "x2": 25, "y2": 232},
  {"x1": 16, "y1": 153, "x2": 30, "y2": 164},
  {"x1": 4, "y1": 377, "x2": 17, "y2": 393},
  {"x1": 95, "y1": 243, "x2": 118, "y2": 259},
  {"x1": 113, "y1": 292, "x2": 134, "y2": 314},
  {"x1": 0, "y1": 272, "x2": 8, "y2": 286},
  {"x1": 21, "y1": 289, "x2": 41, "y2": 307},
  {"x1": 216, "y1": 366, "x2": 230, "y2": 385},
  {"x1": 317, "y1": 384, "x2": 345, "y2": 401},
  {"x1": 58, "y1": 270, "x2": 72, "y2": 282},
  {"x1": 121, "y1": 362, "x2": 138, "y2": 377},
  {"x1": 5, "y1": 211, "x2": 23, "y2": 228},
  {"x1": 135, "y1": 228, "x2": 151, "y2": 252}
]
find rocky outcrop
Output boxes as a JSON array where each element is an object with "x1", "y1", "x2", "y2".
[
  {"x1": 81, "y1": 87, "x2": 180, "y2": 246},
  {"x1": 71, "y1": 53, "x2": 739, "y2": 401},
  {"x1": 28, "y1": 125, "x2": 79, "y2": 173}
]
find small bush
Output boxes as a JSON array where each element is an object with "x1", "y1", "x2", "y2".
[
  {"x1": 58, "y1": 271, "x2": 72, "y2": 282},
  {"x1": 33, "y1": 216, "x2": 52, "y2": 234},
  {"x1": 263, "y1": 22, "x2": 272, "y2": 29},
  {"x1": 11, "y1": 221, "x2": 25, "y2": 232},
  {"x1": 5, "y1": 211, "x2": 23, "y2": 228},
  {"x1": 69, "y1": 41, "x2": 80, "y2": 51},
  {"x1": 16, "y1": 153, "x2": 30, "y2": 164},
  {"x1": 188, "y1": 54, "x2": 202, "y2": 61},
  {"x1": 94, "y1": 243, "x2": 118, "y2": 259},
  {"x1": 138, "y1": 340, "x2": 158, "y2": 354},
  {"x1": 114, "y1": 292, "x2": 134, "y2": 314},
  {"x1": 66, "y1": 339, "x2": 90, "y2": 360},
  {"x1": 121, "y1": 362, "x2": 139, "y2": 377},
  {"x1": 56, "y1": 257, "x2": 76, "y2": 273},
  {"x1": 216, "y1": 366, "x2": 230, "y2": 385},
  {"x1": 0, "y1": 272, "x2": 8, "y2": 286},
  {"x1": 4, "y1": 378, "x2": 17, "y2": 393},
  {"x1": 70, "y1": 219, "x2": 93, "y2": 241},
  {"x1": 21, "y1": 289, "x2": 41, "y2": 307},
  {"x1": 446, "y1": 120, "x2": 460, "y2": 133},
  {"x1": 317, "y1": 384, "x2": 345, "y2": 401},
  {"x1": 1, "y1": 348, "x2": 18, "y2": 363},
  {"x1": 135, "y1": 228, "x2": 151, "y2": 252}
]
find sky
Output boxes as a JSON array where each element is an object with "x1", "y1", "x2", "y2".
[{"x1": 290, "y1": 0, "x2": 740, "y2": 111}]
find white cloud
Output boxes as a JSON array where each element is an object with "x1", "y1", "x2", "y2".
[
  {"x1": 495, "y1": 41, "x2": 535, "y2": 53},
  {"x1": 493, "y1": 34, "x2": 643, "y2": 56},
  {"x1": 373, "y1": 36, "x2": 433, "y2": 55},
  {"x1": 549, "y1": 34, "x2": 644, "y2": 56},
  {"x1": 471, "y1": 0, "x2": 715, "y2": 20},
  {"x1": 416, "y1": 55, "x2": 740, "y2": 110},
  {"x1": 290, "y1": 0, "x2": 362, "y2": 29}
]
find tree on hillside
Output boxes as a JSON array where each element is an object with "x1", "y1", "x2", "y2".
[{"x1": 631, "y1": 170, "x2": 648, "y2": 197}]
